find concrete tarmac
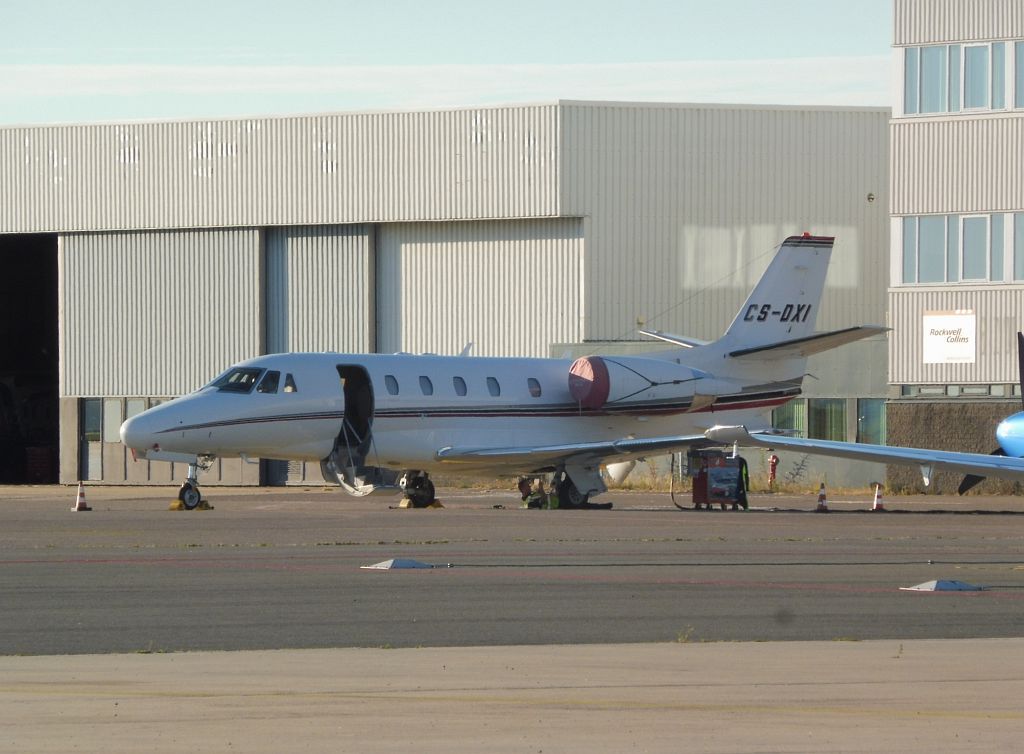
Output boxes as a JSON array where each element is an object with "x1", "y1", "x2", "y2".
[
  {"x1": 3, "y1": 640, "x2": 1023, "y2": 753},
  {"x1": 2, "y1": 485, "x2": 1023, "y2": 751}
]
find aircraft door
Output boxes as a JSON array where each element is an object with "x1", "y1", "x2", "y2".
[{"x1": 336, "y1": 365, "x2": 375, "y2": 465}]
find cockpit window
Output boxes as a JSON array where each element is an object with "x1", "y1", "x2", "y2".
[
  {"x1": 283, "y1": 373, "x2": 298, "y2": 393},
  {"x1": 257, "y1": 370, "x2": 280, "y2": 394},
  {"x1": 212, "y1": 367, "x2": 264, "y2": 393}
]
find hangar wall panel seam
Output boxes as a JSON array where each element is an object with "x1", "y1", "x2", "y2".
[
  {"x1": 888, "y1": 287, "x2": 1024, "y2": 384},
  {"x1": 376, "y1": 218, "x2": 582, "y2": 358},
  {"x1": 60, "y1": 229, "x2": 262, "y2": 397},
  {"x1": 1, "y1": 106, "x2": 560, "y2": 234},
  {"x1": 894, "y1": 0, "x2": 1024, "y2": 45}
]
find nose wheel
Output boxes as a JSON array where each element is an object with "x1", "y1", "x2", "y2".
[
  {"x1": 178, "y1": 481, "x2": 203, "y2": 510},
  {"x1": 177, "y1": 457, "x2": 213, "y2": 510}
]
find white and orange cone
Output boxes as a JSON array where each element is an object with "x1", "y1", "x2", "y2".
[
  {"x1": 871, "y1": 483, "x2": 886, "y2": 512},
  {"x1": 815, "y1": 482, "x2": 828, "y2": 512},
  {"x1": 72, "y1": 482, "x2": 92, "y2": 512}
]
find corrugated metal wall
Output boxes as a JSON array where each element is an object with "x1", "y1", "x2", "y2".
[
  {"x1": 60, "y1": 229, "x2": 262, "y2": 397},
  {"x1": 1, "y1": 106, "x2": 560, "y2": 234},
  {"x1": 889, "y1": 287, "x2": 1024, "y2": 384},
  {"x1": 891, "y1": 117, "x2": 1024, "y2": 216},
  {"x1": 559, "y1": 102, "x2": 891, "y2": 344},
  {"x1": 894, "y1": 0, "x2": 1024, "y2": 45},
  {"x1": 265, "y1": 225, "x2": 374, "y2": 353},
  {"x1": 376, "y1": 218, "x2": 582, "y2": 357}
]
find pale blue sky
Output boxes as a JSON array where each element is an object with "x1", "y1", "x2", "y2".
[{"x1": 1, "y1": 0, "x2": 893, "y2": 125}]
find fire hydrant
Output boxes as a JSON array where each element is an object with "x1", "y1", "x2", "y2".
[{"x1": 768, "y1": 454, "x2": 780, "y2": 487}]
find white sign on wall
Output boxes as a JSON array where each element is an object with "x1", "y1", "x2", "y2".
[{"x1": 922, "y1": 309, "x2": 976, "y2": 364}]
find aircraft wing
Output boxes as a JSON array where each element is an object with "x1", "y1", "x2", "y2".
[
  {"x1": 704, "y1": 425, "x2": 1024, "y2": 485},
  {"x1": 435, "y1": 433, "x2": 711, "y2": 472}
]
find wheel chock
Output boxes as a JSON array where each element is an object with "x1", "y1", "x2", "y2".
[
  {"x1": 397, "y1": 498, "x2": 444, "y2": 509},
  {"x1": 168, "y1": 500, "x2": 214, "y2": 511}
]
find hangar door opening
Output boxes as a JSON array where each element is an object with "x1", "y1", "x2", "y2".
[{"x1": 0, "y1": 234, "x2": 59, "y2": 483}]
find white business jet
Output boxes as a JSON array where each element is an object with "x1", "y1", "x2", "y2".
[{"x1": 120, "y1": 235, "x2": 1024, "y2": 509}]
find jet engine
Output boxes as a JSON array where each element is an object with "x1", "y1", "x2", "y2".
[{"x1": 568, "y1": 355, "x2": 729, "y2": 410}]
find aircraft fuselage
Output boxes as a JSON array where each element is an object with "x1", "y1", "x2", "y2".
[{"x1": 121, "y1": 351, "x2": 796, "y2": 474}]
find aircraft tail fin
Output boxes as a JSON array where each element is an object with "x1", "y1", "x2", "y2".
[{"x1": 718, "y1": 234, "x2": 834, "y2": 352}]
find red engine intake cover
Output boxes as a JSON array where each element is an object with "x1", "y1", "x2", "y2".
[{"x1": 568, "y1": 356, "x2": 610, "y2": 409}]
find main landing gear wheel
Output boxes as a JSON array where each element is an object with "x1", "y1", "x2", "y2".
[
  {"x1": 178, "y1": 482, "x2": 202, "y2": 510},
  {"x1": 552, "y1": 471, "x2": 613, "y2": 510},
  {"x1": 554, "y1": 474, "x2": 588, "y2": 509}
]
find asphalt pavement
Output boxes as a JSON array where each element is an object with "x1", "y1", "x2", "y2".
[{"x1": 2, "y1": 484, "x2": 1023, "y2": 752}]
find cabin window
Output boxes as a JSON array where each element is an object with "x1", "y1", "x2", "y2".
[
  {"x1": 453, "y1": 376, "x2": 467, "y2": 396},
  {"x1": 385, "y1": 374, "x2": 399, "y2": 395},
  {"x1": 257, "y1": 370, "x2": 280, "y2": 394},
  {"x1": 419, "y1": 376, "x2": 434, "y2": 396},
  {"x1": 487, "y1": 376, "x2": 501, "y2": 397},
  {"x1": 283, "y1": 374, "x2": 298, "y2": 393},
  {"x1": 527, "y1": 378, "x2": 542, "y2": 398},
  {"x1": 213, "y1": 367, "x2": 264, "y2": 393}
]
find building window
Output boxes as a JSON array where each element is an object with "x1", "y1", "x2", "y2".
[
  {"x1": 419, "y1": 376, "x2": 433, "y2": 396},
  {"x1": 961, "y1": 215, "x2": 988, "y2": 279},
  {"x1": 453, "y1": 376, "x2": 467, "y2": 396},
  {"x1": 856, "y1": 399, "x2": 886, "y2": 445},
  {"x1": 772, "y1": 399, "x2": 806, "y2": 436},
  {"x1": 102, "y1": 399, "x2": 122, "y2": 443},
  {"x1": 126, "y1": 398, "x2": 147, "y2": 420},
  {"x1": 920, "y1": 44, "x2": 949, "y2": 113},
  {"x1": 80, "y1": 399, "x2": 102, "y2": 481},
  {"x1": 918, "y1": 215, "x2": 946, "y2": 282},
  {"x1": 991, "y1": 214, "x2": 1004, "y2": 281},
  {"x1": 808, "y1": 398, "x2": 846, "y2": 442},
  {"x1": 384, "y1": 375, "x2": 399, "y2": 395},
  {"x1": 527, "y1": 378, "x2": 542, "y2": 398},
  {"x1": 1016, "y1": 42, "x2": 1024, "y2": 108},
  {"x1": 1015, "y1": 213, "x2": 1024, "y2": 280},
  {"x1": 964, "y1": 45, "x2": 990, "y2": 109},
  {"x1": 904, "y1": 47, "x2": 919, "y2": 114},
  {"x1": 902, "y1": 214, "x2": 1011, "y2": 284},
  {"x1": 992, "y1": 42, "x2": 1005, "y2": 109},
  {"x1": 903, "y1": 42, "x2": 1008, "y2": 115},
  {"x1": 486, "y1": 377, "x2": 501, "y2": 397}
]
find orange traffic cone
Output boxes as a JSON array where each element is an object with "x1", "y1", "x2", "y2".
[
  {"x1": 72, "y1": 482, "x2": 92, "y2": 512},
  {"x1": 871, "y1": 483, "x2": 885, "y2": 512},
  {"x1": 815, "y1": 482, "x2": 828, "y2": 512}
]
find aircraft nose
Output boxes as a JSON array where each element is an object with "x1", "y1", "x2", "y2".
[
  {"x1": 120, "y1": 413, "x2": 142, "y2": 449},
  {"x1": 120, "y1": 411, "x2": 157, "y2": 451}
]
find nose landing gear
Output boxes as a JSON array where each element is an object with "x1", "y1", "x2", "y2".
[{"x1": 177, "y1": 456, "x2": 214, "y2": 510}]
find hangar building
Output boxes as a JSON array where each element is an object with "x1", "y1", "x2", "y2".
[
  {"x1": 888, "y1": 0, "x2": 1024, "y2": 493},
  {"x1": 0, "y1": 101, "x2": 890, "y2": 489}
]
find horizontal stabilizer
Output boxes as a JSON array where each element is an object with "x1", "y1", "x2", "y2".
[
  {"x1": 638, "y1": 329, "x2": 709, "y2": 349},
  {"x1": 728, "y1": 325, "x2": 888, "y2": 361}
]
